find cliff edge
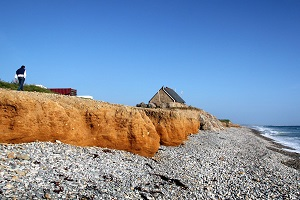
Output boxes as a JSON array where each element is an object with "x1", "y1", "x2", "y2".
[{"x1": 0, "y1": 89, "x2": 224, "y2": 157}]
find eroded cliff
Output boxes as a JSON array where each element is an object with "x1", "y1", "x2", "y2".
[{"x1": 0, "y1": 89, "x2": 224, "y2": 157}]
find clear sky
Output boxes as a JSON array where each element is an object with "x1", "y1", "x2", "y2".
[{"x1": 1, "y1": 0, "x2": 299, "y2": 126}]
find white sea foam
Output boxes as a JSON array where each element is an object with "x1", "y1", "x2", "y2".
[{"x1": 251, "y1": 125, "x2": 300, "y2": 153}]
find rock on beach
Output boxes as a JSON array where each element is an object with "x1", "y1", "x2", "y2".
[{"x1": 0, "y1": 127, "x2": 299, "y2": 199}]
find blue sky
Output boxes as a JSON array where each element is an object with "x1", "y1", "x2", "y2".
[{"x1": 1, "y1": 0, "x2": 299, "y2": 126}]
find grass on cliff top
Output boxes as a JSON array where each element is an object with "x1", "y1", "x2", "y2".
[
  {"x1": 219, "y1": 119, "x2": 231, "y2": 123},
  {"x1": 172, "y1": 106, "x2": 203, "y2": 111},
  {"x1": 0, "y1": 80, "x2": 52, "y2": 93},
  {"x1": 219, "y1": 119, "x2": 233, "y2": 126}
]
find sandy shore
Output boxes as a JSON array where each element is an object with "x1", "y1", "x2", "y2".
[{"x1": 0, "y1": 127, "x2": 299, "y2": 199}]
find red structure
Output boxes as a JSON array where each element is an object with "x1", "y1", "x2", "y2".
[{"x1": 49, "y1": 88, "x2": 77, "y2": 96}]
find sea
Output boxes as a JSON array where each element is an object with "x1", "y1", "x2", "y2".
[{"x1": 250, "y1": 125, "x2": 300, "y2": 153}]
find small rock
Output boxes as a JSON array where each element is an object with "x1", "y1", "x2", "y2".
[
  {"x1": 56, "y1": 140, "x2": 62, "y2": 144},
  {"x1": 252, "y1": 177, "x2": 260, "y2": 182},
  {"x1": 16, "y1": 170, "x2": 26, "y2": 176},
  {"x1": 11, "y1": 176, "x2": 19, "y2": 181},
  {"x1": 44, "y1": 193, "x2": 51, "y2": 199},
  {"x1": 16, "y1": 153, "x2": 30, "y2": 160},
  {"x1": 7, "y1": 152, "x2": 16, "y2": 159},
  {"x1": 5, "y1": 184, "x2": 14, "y2": 189}
]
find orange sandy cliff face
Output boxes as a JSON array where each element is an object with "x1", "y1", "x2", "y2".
[{"x1": 0, "y1": 89, "x2": 223, "y2": 157}]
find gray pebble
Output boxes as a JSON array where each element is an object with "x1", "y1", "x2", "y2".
[{"x1": 0, "y1": 127, "x2": 299, "y2": 199}]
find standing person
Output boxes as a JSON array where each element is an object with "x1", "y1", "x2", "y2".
[{"x1": 15, "y1": 65, "x2": 26, "y2": 91}]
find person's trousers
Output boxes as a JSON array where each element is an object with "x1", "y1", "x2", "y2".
[{"x1": 17, "y1": 77, "x2": 25, "y2": 91}]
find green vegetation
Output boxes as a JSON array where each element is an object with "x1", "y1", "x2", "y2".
[
  {"x1": 219, "y1": 119, "x2": 232, "y2": 127},
  {"x1": 173, "y1": 105, "x2": 202, "y2": 111},
  {"x1": 0, "y1": 80, "x2": 52, "y2": 93},
  {"x1": 219, "y1": 119, "x2": 231, "y2": 123},
  {"x1": 165, "y1": 105, "x2": 202, "y2": 111}
]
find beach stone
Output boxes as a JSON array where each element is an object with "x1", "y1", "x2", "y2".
[
  {"x1": 15, "y1": 170, "x2": 26, "y2": 176},
  {"x1": 16, "y1": 153, "x2": 30, "y2": 160},
  {"x1": 0, "y1": 127, "x2": 299, "y2": 199},
  {"x1": 44, "y1": 193, "x2": 51, "y2": 199},
  {"x1": 55, "y1": 140, "x2": 62, "y2": 144},
  {"x1": 5, "y1": 184, "x2": 14, "y2": 189},
  {"x1": 7, "y1": 152, "x2": 16, "y2": 159}
]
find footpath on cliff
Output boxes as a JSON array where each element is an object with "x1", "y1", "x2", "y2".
[{"x1": 0, "y1": 88, "x2": 224, "y2": 157}]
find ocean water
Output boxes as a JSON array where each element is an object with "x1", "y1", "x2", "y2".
[{"x1": 250, "y1": 125, "x2": 300, "y2": 153}]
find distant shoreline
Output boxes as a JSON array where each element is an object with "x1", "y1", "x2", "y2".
[{"x1": 250, "y1": 128, "x2": 300, "y2": 170}]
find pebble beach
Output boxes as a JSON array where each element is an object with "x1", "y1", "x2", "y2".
[{"x1": 0, "y1": 127, "x2": 299, "y2": 199}]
